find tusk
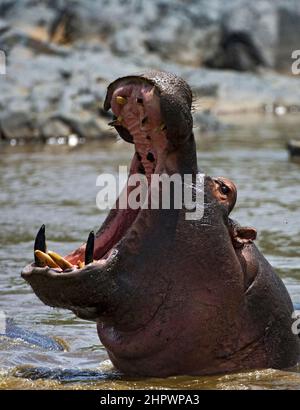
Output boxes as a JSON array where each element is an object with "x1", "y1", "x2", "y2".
[
  {"x1": 47, "y1": 251, "x2": 73, "y2": 270},
  {"x1": 85, "y1": 231, "x2": 95, "y2": 266},
  {"x1": 34, "y1": 250, "x2": 59, "y2": 268}
]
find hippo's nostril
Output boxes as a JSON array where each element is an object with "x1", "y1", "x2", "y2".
[
  {"x1": 136, "y1": 98, "x2": 143, "y2": 104},
  {"x1": 146, "y1": 152, "x2": 155, "y2": 162},
  {"x1": 85, "y1": 231, "x2": 95, "y2": 266},
  {"x1": 138, "y1": 163, "x2": 145, "y2": 174}
]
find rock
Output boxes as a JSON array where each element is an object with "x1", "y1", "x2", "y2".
[
  {"x1": 2, "y1": 0, "x2": 300, "y2": 71},
  {"x1": 29, "y1": 81, "x2": 63, "y2": 114},
  {"x1": 276, "y1": 6, "x2": 300, "y2": 72},
  {"x1": 203, "y1": 0, "x2": 300, "y2": 73},
  {"x1": 1, "y1": 0, "x2": 300, "y2": 142},
  {"x1": 193, "y1": 111, "x2": 225, "y2": 134},
  {"x1": 0, "y1": 109, "x2": 37, "y2": 140},
  {"x1": 0, "y1": 18, "x2": 10, "y2": 35},
  {"x1": 0, "y1": 29, "x2": 69, "y2": 56},
  {"x1": 40, "y1": 118, "x2": 72, "y2": 139},
  {"x1": 204, "y1": 30, "x2": 267, "y2": 72},
  {"x1": 110, "y1": 27, "x2": 146, "y2": 57},
  {"x1": 185, "y1": 67, "x2": 300, "y2": 114},
  {"x1": 0, "y1": 0, "x2": 55, "y2": 30},
  {"x1": 287, "y1": 140, "x2": 300, "y2": 158},
  {"x1": 48, "y1": 2, "x2": 82, "y2": 44}
]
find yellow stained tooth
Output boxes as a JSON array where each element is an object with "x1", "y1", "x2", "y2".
[
  {"x1": 154, "y1": 123, "x2": 166, "y2": 132},
  {"x1": 77, "y1": 260, "x2": 95, "y2": 269},
  {"x1": 34, "y1": 250, "x2": 59, "y2": 268},
  {"x1": 48, "y1": 251, "x2": 73, "y2": 270},
  {"x1": 116, "y1": 96, "x2": 127, "y2": 105},
  {"x1": 117, "y1": 115, "x2": 123, "y2": 123}
]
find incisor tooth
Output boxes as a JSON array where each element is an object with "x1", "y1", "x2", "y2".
[
  {"x1": 116, "y1": 96, "x2": 127, "y2": 105},
  {"x1": 47, "y1": 251, "x2": 73, "y2": 270},
  {"x1": 34, "y1": 250, "x2": 59, "y2": 268}
]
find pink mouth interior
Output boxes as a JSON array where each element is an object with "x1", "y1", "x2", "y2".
[{"x1": 64, "y1": 81, "x2": 168, "y2": 268}]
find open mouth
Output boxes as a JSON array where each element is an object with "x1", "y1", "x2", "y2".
[{"x1": 23, "y1": 78, "x2": 169, "y2": 277}]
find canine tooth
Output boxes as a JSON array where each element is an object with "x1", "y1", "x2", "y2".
[
  {"x1": 117, "y1": 116, "x2": 123, "y2": 123},
  {"x1": 78, "y1": 261, "x2": 85, "y2": 269},
  {"x1": 47, "y1": 251, "x2": 73, "y2": 270},
  {"x1": 85, "y1": 231, "x2": 95, "y2": 265},
  {"x1": 34, "y1": 224, "x2": 47, "y2": 266},
  {"x1": 34, "y1": 250, "x2": 59, "y2": 268},
  {"x1": 116, "y1": 96, "x2": 127, "y2": 105}
]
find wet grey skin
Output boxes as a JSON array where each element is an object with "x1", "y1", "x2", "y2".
[
  {"x1": 12, "y1": 366, "x2": 120, "y2": 382},
  {"x1": 1, "y1": 318, "x2": 64, "y2": 351},
  {"x1": 21, "y1": 71, "x2": 300, "y2": 377}
]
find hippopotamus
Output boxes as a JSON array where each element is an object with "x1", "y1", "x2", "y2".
[{"x1": 21, "y1": 71, "x2": 300, "y2": 377}]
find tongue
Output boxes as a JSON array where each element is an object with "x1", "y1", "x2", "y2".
[
  {"x1": 94, "y1": 207, "x2": 140, "y2": 260},
  {"x1": 65, "y1": 154, "x2": 141, "y2": 265}
]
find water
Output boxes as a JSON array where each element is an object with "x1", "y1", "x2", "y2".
[{"x1": 0, "y1": 114, "x2": 300, "y2": 389}]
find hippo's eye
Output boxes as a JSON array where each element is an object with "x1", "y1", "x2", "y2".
[{"x1": 220, "y1": 184, "x2": 230, "y2": 195}]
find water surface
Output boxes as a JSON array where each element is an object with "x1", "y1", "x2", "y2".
[{"x1": 0, "y1": 114, "x2": 300, "y2": 389}]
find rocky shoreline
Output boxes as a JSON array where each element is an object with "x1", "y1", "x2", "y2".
[{"x1": 1, "y1": 0, "x2": 300, "y2": 142}]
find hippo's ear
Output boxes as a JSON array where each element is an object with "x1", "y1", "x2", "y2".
[{"x1": 233, "y1": 226, "x2": 257, "y2": 248}]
